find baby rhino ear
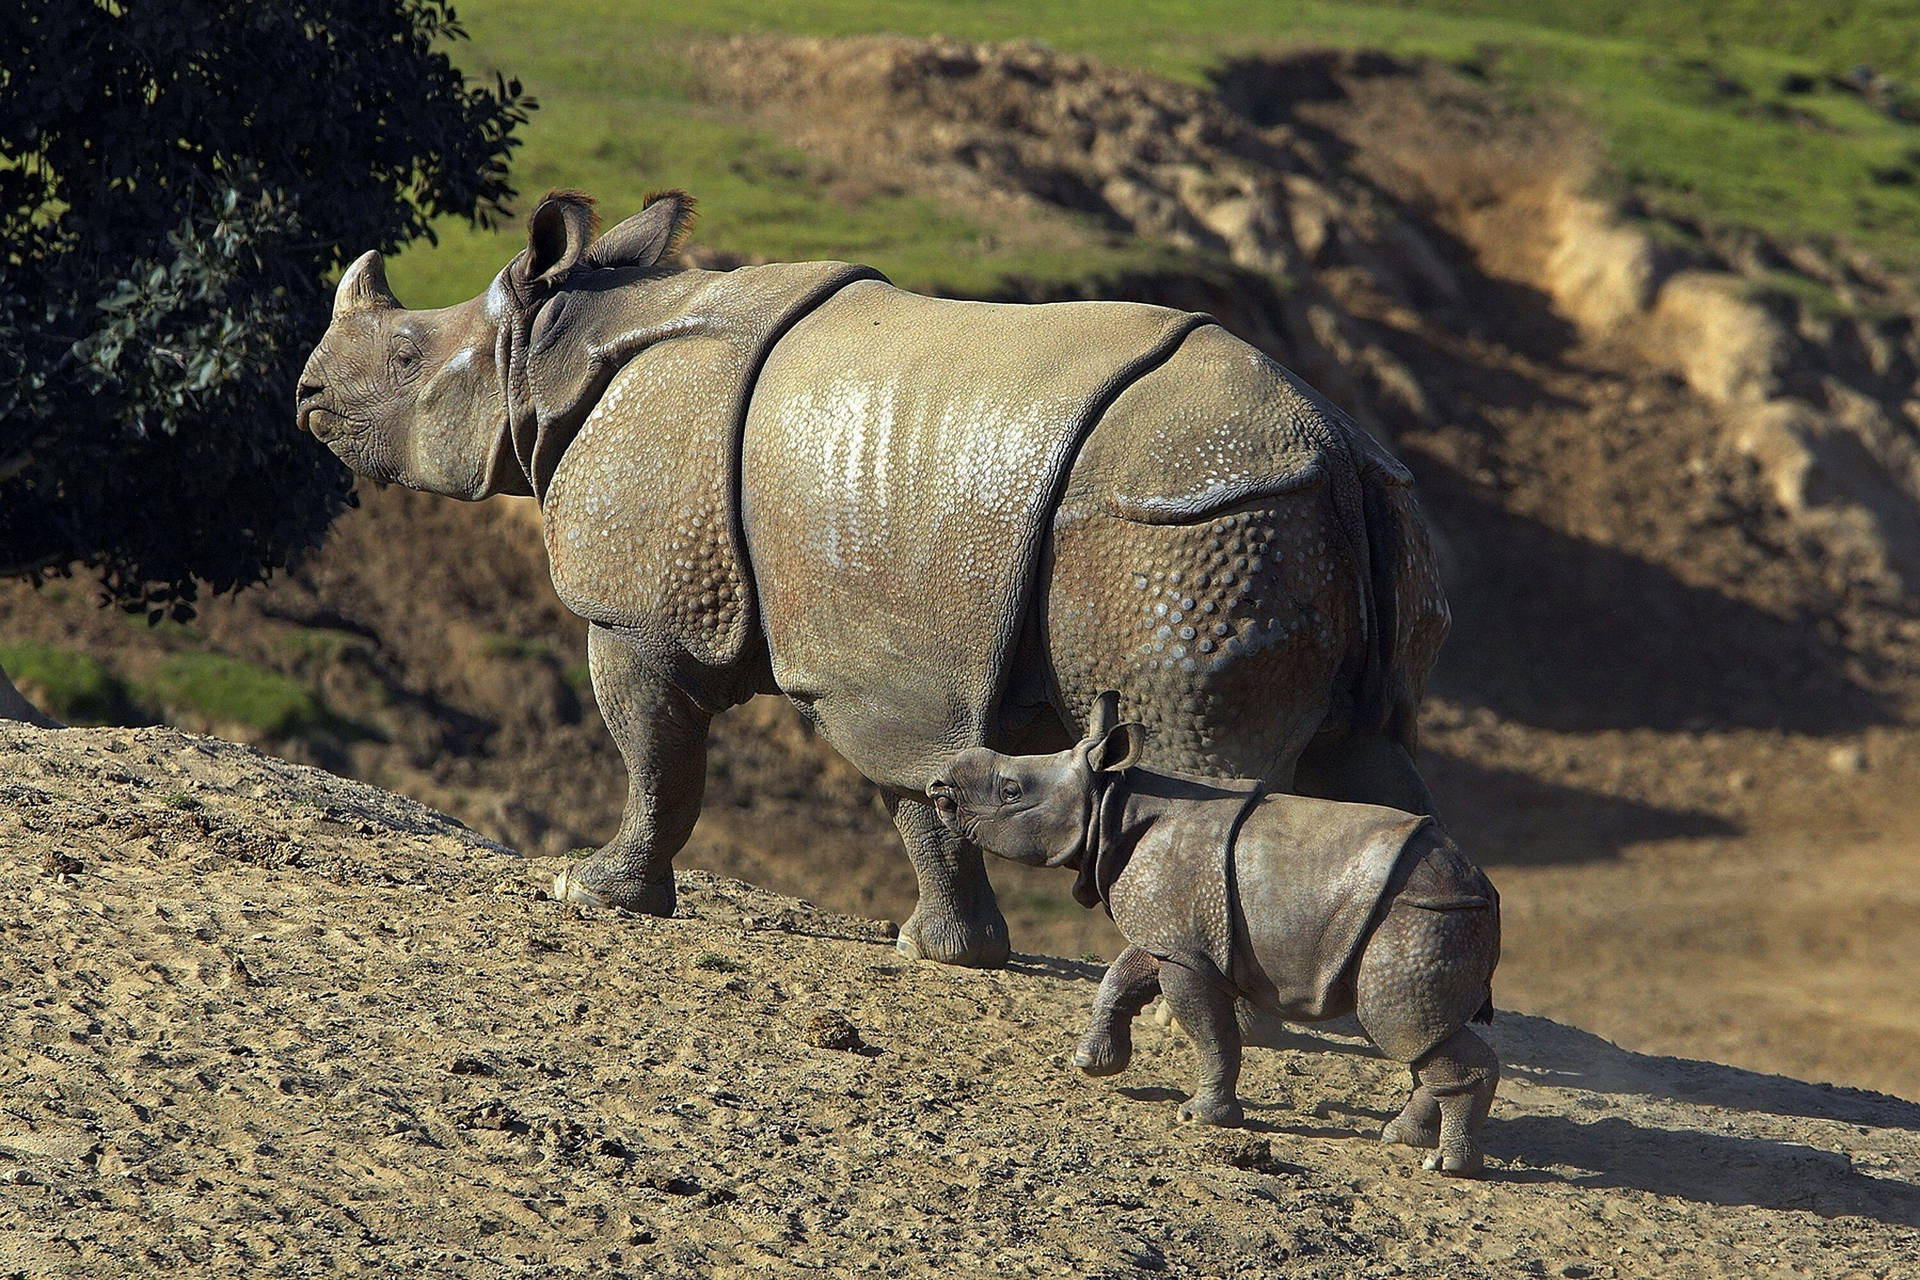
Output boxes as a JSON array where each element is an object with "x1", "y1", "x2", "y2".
[{"x1": 1087, "y1": 721, "x2": 1146, "y2": 773}]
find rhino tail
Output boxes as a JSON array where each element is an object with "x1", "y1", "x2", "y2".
[
  {"x1": 1472, "y1": 994, "x2": 1495, "y2": 1025},
  {"x1": 1355, "y1": 458, "x2": 1450, "y2": 748}
]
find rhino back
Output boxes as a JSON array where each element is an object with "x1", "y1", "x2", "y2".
[
  {"x1": 740, "y1": 280, "x2": 1203, "y2": 790},
  {"x1": 1227, "y1": 795, "x2": 1430, "y2": 1020}
]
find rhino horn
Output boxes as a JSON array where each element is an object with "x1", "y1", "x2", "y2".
[{"x1": 333, "y1": 250, "x2": 400, "y2": 319}]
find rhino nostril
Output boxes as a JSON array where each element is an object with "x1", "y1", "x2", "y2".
[{"x1": 296, "y1": 379, "x2": 325, "y2": 405}]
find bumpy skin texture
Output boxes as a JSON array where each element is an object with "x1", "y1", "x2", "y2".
[
  {"x1": 297, "y1": 191, "x2": 1450, "y2": 971},
  {"x1": 931, "y1": 732, "x2": 1500, "y2": 1175}
]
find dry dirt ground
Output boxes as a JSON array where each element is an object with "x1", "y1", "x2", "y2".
[
  {"x1": 4, "y1": 724, "x2": 1918, "y2": 1279},
  {"x1": 5, "y1": 42, "x2": 1920, "y2": 1271}
]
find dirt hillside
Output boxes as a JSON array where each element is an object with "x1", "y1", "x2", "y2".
[
  {"x1": 4, "y1": 723, "x2": 1918, "y2": 1279},
  {"x1": 5, "y1": 38, "x2": 1920, "y2": 1106}
]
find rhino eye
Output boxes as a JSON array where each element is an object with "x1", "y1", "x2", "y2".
[{"x1": 1000, "y1": 781, "x2": 1021, "y2": 803}]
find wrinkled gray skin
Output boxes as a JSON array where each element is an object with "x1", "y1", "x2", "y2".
[
  {"x1": 929, "y1": 697, "x2": 1501, "y2": 1175},
  {"x1": 297, "y1": 189, "x2": 1450, "y2": 970}
]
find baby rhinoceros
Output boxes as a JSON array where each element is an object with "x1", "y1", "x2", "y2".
[{"x1": 927, "y1": 697, "x2": 1501, "y2": 1175}]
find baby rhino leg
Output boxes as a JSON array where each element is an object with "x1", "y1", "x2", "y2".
[
  {"x1": 1412, "y1": 1028, "x2": 1498, "y2": 1176},
  {"x1": 1076, "y1": 945, "x2": 1162, "y2": 1077},
  {"x1": 1159, "y1": 961, "x2": 1244, "y2": 1127},
  {"x1": 1381, "y1": 1071, "x2": 1441, "y2": 1150}
]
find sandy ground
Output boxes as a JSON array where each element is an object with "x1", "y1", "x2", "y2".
[{"x1": 3, "y1": 723, "x2": 1918, "y2": 1278}]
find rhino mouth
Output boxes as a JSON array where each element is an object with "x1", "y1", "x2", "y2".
[{"x1": 300, "y1": 405, "x2": 358, "y2": 445}]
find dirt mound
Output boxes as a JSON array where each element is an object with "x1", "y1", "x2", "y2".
[{"x1": 4, "y1": 723, "x2": 1917, "y2": 1278}]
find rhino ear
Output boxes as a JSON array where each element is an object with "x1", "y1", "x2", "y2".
[
  {"x1": 586, "y1": 190, "x2": 698, "y2": 271},
  {"x1": 516, "y1": 189, "x2": 600, "y2": 293},
  {"x1": 1084, "y1": 690, "x2": 1122, "y2": 742},
  {"x1": 1087, "y1": 721, "x2": 1146, "y2": 774}
]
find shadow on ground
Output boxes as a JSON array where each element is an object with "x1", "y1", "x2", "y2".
[
  {"x1": 1430, "y1": 484, "x2": 1894, "y2": 736},
  {"x1": 1423, "y1": 751, "x2": 1739, "y2": 866}
]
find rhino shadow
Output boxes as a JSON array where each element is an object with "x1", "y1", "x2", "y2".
[
  {"x1": 1422, "y1": 751, "x2": 1739, "y2": 866},
  {"x1": 1426, "y1": 479, "x2": 1894, "y2": 735},
  {"x1": 1259, "y1": 1013, "x2": 1920, "y2": 1222},
  {"x1": 1483, "y1": 1114, "x2": 1920, "y2": 1225},
  {"x1": 1488, "y1": 1012, "x2": 1920, "y2": 1132}
]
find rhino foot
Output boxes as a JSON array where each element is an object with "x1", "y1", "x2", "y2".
[
  {"x1": 1422, "y1": 1140, "x2": 1482, "y2": 1177},
  {"x1": 1177, "y1": 1094, "x2": 1244, "y2": 1127},
  {"x1": 1381, "y1": 1113, "x2": 1441, "y2": 1149},
  {"x1": 552, "y1": 866, "x2": 675, "y2": 917},
  {"x1": 895, "y1": 903, "x2": 1009, "y2": 968},
  {"x1": 1381, "y1": 1086, "x2": 1441, "y2": 1149},
  {"x1": 1073, "y1": 1026, "x2": 1133, "y2": 1077}
]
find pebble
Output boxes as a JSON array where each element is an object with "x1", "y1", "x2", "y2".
[{"x1": 1826, "y1": 744, "x2": 1868, "y2": 775}]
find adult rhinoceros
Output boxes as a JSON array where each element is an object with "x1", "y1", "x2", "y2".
[{"x1": 296, "y1": 189, "x2": 1449, "y2": 967}]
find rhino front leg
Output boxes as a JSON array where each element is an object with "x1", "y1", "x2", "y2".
[
  {"x1": 886, "y1": 796, "x2": 1010, "y2": 969},
  {"x1": 1075, "y1": 944, "x2": 1162, "y2": 1076},
  {"x1": 553, "y1": 625, "x2": 712, "y2": 916},
  {"x1": 1161, "y1": 960, "x2": 1244, "y2": 1127}
]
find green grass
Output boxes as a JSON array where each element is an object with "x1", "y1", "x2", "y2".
[
  {"x1": 383, "y1": 0, "x2": 1920, "y2": 308},
  {"x1": 476, "y1": 633, "x2": 556, "y2": 661},
  {"x1": 0, "y1": 641, "x2": 136, "y2": 724},
  {"x1": 275, "y1": 627, "x2": 369, "y2": 662},
  {"x1": 142, "y1": 652, "x2": 330, "y2": 737}
]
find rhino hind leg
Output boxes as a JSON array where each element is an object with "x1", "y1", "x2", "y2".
[
  {"x1": 554, "y1": 625, "x2": 712, "y2": 916},
  {"x1": 1381, "y1": 1071, "x2": 1442, "y2": 1149},
  {"x1": 1355, "y1": 891, "x2": 1501, "y2": 1176},
  {"x1": 1292, "y1": 729, "x2": 1440, "y2": 818},
  {"x1": 887, "y1": 796, "x2": 1010, "y2": 968},
  {"x1": 1412, "y1": 1028, "x2": 1498, "y2": 1176},
  {"x1": 1044, "y1": 495, "x2": 1354, "y2": 782},
  {"x1": 1075, "y1": 943, "x2": 1162, "y2": 1076}
]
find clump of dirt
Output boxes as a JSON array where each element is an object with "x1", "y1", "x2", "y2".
[{"x1": 3, "y1": 723, "x2": 1918, "y2": 1277}]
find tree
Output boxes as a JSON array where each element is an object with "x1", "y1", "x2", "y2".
[{"x1": 0, "y1": 0, "x2": 532, "y2": 623}]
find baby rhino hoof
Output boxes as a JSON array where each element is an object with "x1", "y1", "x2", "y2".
[
  {"x1": 1421, "y1": 1142, "x2": 1483, "y2": 1177},
  {"x1": 1073, "y1": 1029, "x2": 1132, "y2": 1078},
  {"x1": 1177, "y1": 1096, "x2": 1244, "y2": 1127}
]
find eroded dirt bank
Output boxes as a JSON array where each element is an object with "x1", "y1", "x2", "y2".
[{"x1": 4, "y1": 725, "x2": 1918, "y2": 1278}]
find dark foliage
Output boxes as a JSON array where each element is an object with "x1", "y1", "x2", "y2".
[{"x1": 0, "y1": 0, "x2": 532, "y2": 619}]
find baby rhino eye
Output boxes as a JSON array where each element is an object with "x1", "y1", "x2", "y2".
[{"x1": 999, "y1": 781, "x2": 1022, "y2": 803}]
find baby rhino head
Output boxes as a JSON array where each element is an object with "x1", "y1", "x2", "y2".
[{"x1": 928, "y1": 697, "x2": 1144, "y2": 867}]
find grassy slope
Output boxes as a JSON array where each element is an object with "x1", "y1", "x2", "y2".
[{"x1": 390, "y1": 1, "x2": 1920, "y2": 305}]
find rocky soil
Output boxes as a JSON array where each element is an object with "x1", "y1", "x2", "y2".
[{"x1": 4, "y1": 723, "x2": 1918, "y2": 1279}]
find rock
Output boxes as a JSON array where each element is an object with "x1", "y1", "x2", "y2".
[
  {"x1": 1543, "y1": 188, "x2": 1658, "y2": 333},
  {"x1": 1201, "y1": 1135, "x2": 1302, "y2": 1177},
  {"x1": 802, "y1": 1009, "x2": 864, "y2": 1051},
  {"x1": 1651, "y1": 272, "x2": 1786, "y2": 405}
]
